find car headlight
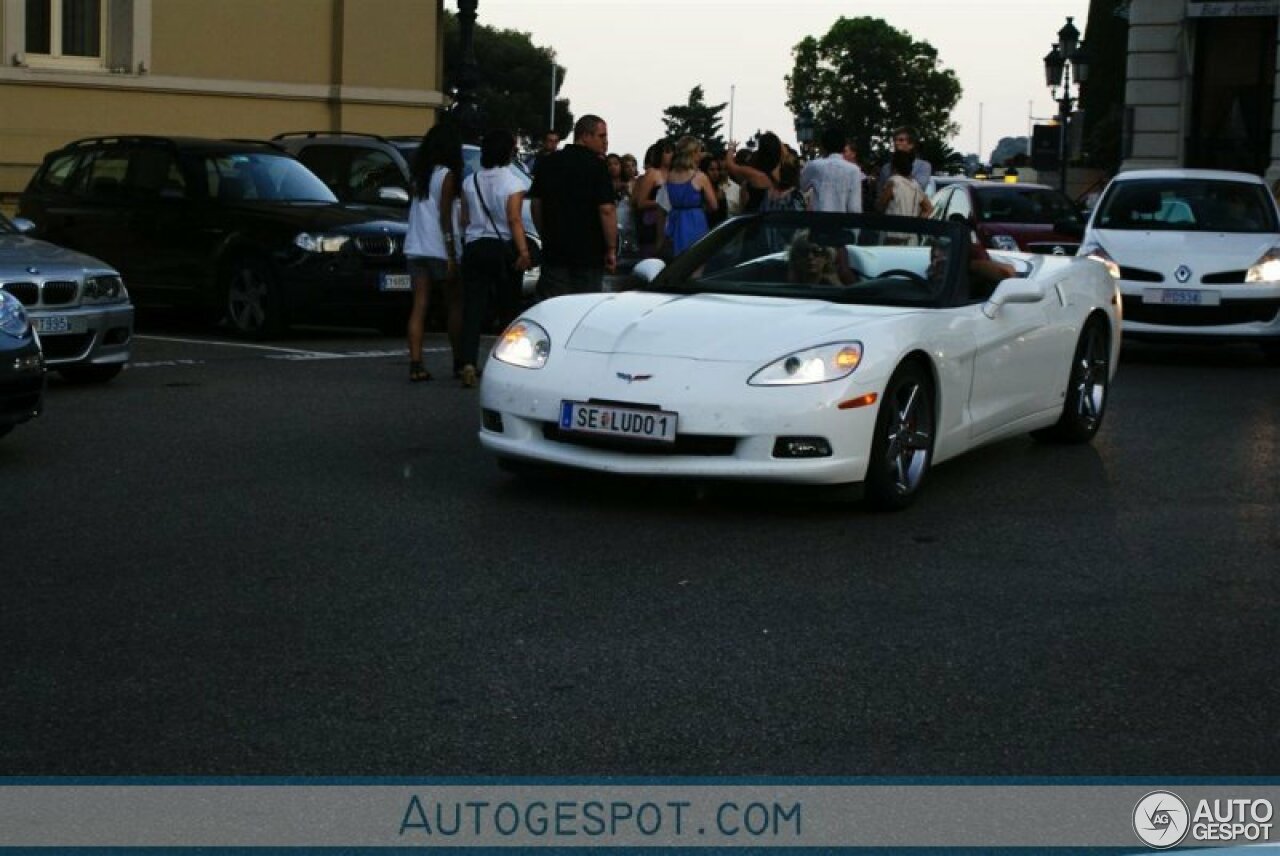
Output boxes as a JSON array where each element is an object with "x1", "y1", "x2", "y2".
[
  {"x1": 988, "y1": 234, "x2": 1020, "y2": 251},
  {"x1": 293, "y1": 232, "x2": 351, "y2": 253},
  {"x1": 0, "y1": 291, "x2": 30, "y2": 338},
  {"x1": 748, "y1": 342, "x2": 863, "y2": 386},
  {"x1": 492, "y1": 319, "x2": 550, "y2": 369},
  {"x1": 1078, "y1": 240, "x2": 1120, "y2": 279},
  {"x1": 83, "y1": 274, "x2": 128, "y2": 303},
  {"x1": 1245, "y1": 246, "x2": 1280, "y2": 283}
]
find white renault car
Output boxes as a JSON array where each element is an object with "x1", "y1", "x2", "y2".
[{"x1": 1078, "y1": 168, "x2": 1280, "y2": 362}]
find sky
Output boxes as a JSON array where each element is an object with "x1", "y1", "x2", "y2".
[{"x1": 447, "y1": 0, "x2": 1092, "y2": 163}]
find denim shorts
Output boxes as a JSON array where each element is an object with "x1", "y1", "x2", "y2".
[{"x1": 406, "y1": 256, "x2": 449, "y2": 281}]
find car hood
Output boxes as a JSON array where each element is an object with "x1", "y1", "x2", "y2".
[
  {"x1": 217, "y1": 201, "x2": 408, "y2": 234},
  {"x1": 0, "y1": 235, "x2": 116, "y2": 274},
  {"x1": 1091, "y1": 229, "x2": 1274, "y2": 274},
  {"x1": 564, "y1": 291, "x2": 916, "y2": 361}
]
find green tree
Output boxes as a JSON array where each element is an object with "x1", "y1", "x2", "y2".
[
  {"x1": 660, "y1": 86, "x2": 728, "y2": 153},
  {"x1": 443, "y1": 11, "x2": 572, "y2": 149},
  {"x1": 785, "y1": 17, "x2": 961, "y2": 165}
]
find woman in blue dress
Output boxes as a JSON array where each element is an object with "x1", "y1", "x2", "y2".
[{"x1": 658, "y1": 136, "x2": 718, "y2": 257}]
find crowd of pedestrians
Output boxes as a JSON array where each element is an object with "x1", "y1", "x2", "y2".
[{"x1": 401, "y1": 113, "x2": 941, "y2": 386}]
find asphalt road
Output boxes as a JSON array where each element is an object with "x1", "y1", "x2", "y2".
[{"x1": 1, "y1": 326, "x2": 1277, "y2": 776}]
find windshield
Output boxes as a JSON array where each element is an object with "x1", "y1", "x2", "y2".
[
  {"x1": 645, "y1": 212, "x2": 967, "y2": 308},
  {"x1": 200, "y1": 152, "x2": 337, "y2": 203},
  {"x1": 1096, "y1": 178, "x2": 1278, "y2": 233},
  {"x1": 975, "y1": 187, "x2": 1079, "y2": 224}
]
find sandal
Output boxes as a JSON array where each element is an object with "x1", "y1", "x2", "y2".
[
  {"x1": 409, "y1": 361, "x2": 433, "y2": 382},
  {"x1": 460, "y1": 364, "x2": 478, "y2": 388}
]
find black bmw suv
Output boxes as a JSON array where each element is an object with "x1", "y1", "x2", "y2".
[{"x1": 19, "y1": 136, "x2": 410, "y2": 337}]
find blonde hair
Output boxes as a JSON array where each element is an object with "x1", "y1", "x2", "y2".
[{"x1": 670, "y1": 136, "x2": 703, "y2": 172}]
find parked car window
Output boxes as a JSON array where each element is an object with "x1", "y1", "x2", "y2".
[
  {"x1": 200, "y1": 153, "x2": 337, "y2": 203},
  {"x1": 931, "y1": 187, "x2": 955, "y2": 219},
  {"x1": 975, "y1": 188, "x2": 1078, "y2": 224},
  {"x1": 946, "y1": 187, "x2": 973, "y2": 221},
  {"x1": 129, "y1": 146, "x2": 187, "y2": 199},
  {"x1": 35, "y1": 151, "x2": 81, "y2": 192},
  {"x1": 348, "y1": 149, "x2": 405, "y2": 203},
  {"x1": 76, "y1": 148, "x2": 130, "y2": 200},
  {"x1": 1096, "y1": 179, "x2": 1278, "y2": 233}
]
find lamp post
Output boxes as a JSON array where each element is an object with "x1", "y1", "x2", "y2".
[
  {"x1": 793, "y1": 107, "x2": 815, "y2": 159},
  {"x1": 449, "y1": 0, "x2": 484, "y2": 144},
  {"x1": 1042, "y1": 16, "x2": 1089, "y2": 193}
]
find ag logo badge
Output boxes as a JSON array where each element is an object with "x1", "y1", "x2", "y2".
[{"x1": 1133, "y1": 790, "x2": 1189, "y2": 849}]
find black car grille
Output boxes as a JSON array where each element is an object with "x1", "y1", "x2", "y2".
[
  {"x1": 541, "y1": 422, "x2": 738, "y2": 456},
  {"x1": 1, "y1": 282, "x2": 39, "y2": 306},
  {"x1": 1, "y1": 280, "x2": 80, "y2": 306},
  {"x1": 39, "y1": 332, "x2": 94, "y2": 360},
  {"x1": 1026, "y1": 242, "x2": 1079, "y2": 256},
  {"x1": 1122, "y1": 296, "x2": 1280, "y2": 327},
  {"x1": 1119, "y1": 266, "x2": 1164, "y2": 283},
  {"x1": 41, "y1": 281, "x2": 78, "y2": 305},
  {"x1": 355, "y1": 235, "x2": 399, "y2": 256},
  {"x1": 1200, "y1": 270, "x2": 1248, "y2": 285}
]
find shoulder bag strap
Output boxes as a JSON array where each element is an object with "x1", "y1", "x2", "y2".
[{"x1": 473, "y1": 173, "x2": 503, "y2": 240}]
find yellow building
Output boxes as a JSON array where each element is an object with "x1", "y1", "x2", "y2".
[{"x1": 0, "y1": 0, "x2": 446, "y2": 203}]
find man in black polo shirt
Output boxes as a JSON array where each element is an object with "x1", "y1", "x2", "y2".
[{"x1": 529, "y1": 114, "x2": 618, "y2": 297}]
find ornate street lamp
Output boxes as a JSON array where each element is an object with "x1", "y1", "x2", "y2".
[
  {"x1": 794, "y1": 107, "x2": 815, "y2": 158},
  {"x1": 1042, "y1": 16, "x2": 1089, "y2": 193},
  {"x1": 449, "y1": 0, "x2": 484, "y2": 144}
]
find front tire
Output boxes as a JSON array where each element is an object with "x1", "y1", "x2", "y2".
[
  {"x1": 864, "y1": 360, "x2": 936, "y2": 511},
  {"x1": 224, "y1": 258, "x2": 286, "y2": 339},
  {"x1": 1033, "y1": 315, "x2": 1110, "y2": 444}
]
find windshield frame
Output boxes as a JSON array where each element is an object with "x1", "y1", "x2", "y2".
[
  {"x1": 642, "y1": 211, "x2": 974, "y2": 309},
  {"x1": 1094, "y1": 177, "x2": 1279, "y2": 233}
]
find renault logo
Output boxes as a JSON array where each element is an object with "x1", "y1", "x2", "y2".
[{"x1": 1175, "y1": 265, "x2": 1192, "y2": 284}]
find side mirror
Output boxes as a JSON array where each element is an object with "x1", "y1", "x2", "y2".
[
  {"x1": 11, "y1": 217, "x2": 36, "y2": 234},
  {"x1": 378, "y1": 187, "x2": 410, "y2": 205},
  {"x1": 982, "y1": 279, "x2": 1046, "y2": 319},
  {"x1": 631, "y1": 258, "x2": 666, "y2": 283}
]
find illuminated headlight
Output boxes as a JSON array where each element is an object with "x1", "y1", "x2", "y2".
[
  {"x1": 988, "y1": 234, "x2": 1020, "y2": 251},
  {"x1": 0, "y1": 291, "x2": 30, "y2": 338},
  {"x1": 83, "y1": 274, "x2": 128, "y2": 303},
  {"x1": 492, "y1": 319, "x2": 550, "y2": 369},
  {"x1": 294, "y1": 232, "x2": 351, "y2": 253},
  {"x1": 749, "y1": 342, "x2": 863, "y2": 386},
  {"x1": 1245, "y1": 246, "x2": 1280, "y2": 283},
  {"x1": 1078, "y1": 241, "x2": 1120, "y2": 279}
]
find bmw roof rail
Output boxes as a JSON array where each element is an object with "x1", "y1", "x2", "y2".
[
  {"x1": 221, "y1": 138, "x2": 288, "y2": 152},
  {"x1": 62, "y1": 135, "x2": 178, "y2": 149},
  {"x1": 271, "y1": 131, "x2": 393, "y2": 143}
]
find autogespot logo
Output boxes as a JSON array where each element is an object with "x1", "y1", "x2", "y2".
[{"x1": 1134, "y1": 791, "x2": 1190, "y2": 849}]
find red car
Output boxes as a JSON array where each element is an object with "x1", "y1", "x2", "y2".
[{"x1": 931, "y1": 181, "x2": 1085, "y2": 256}]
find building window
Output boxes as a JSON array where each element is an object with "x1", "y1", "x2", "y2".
[{"x1": 24, "y1": 0, "x2": 104, "y2": 67}]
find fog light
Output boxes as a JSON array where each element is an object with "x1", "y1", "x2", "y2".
[
  {"x1": 772, "y1": 436, "x2": 831, "y2": 458},
  {"x1": 13, "y1": 353, "x2": 43, "y2": 373},
  {"x1": 104, "y1": 327, "x2": 131, "y2": 345},
  {"x1": 481, "y1": 409, "x2": 504, "y2": 432}
]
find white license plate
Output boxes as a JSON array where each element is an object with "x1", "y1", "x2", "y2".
[
  {"x1": 33, "y1": 316, "x2": 70, "y2": 334},
  {"x1": 1143, "y1": 288, "x2": 1221, "y2": 306},
  {"x1": 379, "y1": 273, "x2": 412, "y2": 292},
  {"x1": 559, "y1": 401, "x2": 678, "y2": 443}
]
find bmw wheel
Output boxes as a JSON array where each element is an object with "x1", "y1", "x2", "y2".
[
  {"x1": 224, "y1": 258, "x2": 285, "y2": 339},
  {"x1": 1033, "y1": 315, "x2": 1110, "y2": 444},
  {"x1": 865, "y1": 360, "x2": 935, "y2": 511}
]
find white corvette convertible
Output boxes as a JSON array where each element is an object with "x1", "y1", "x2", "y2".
[{"x1": 478, "y1": 212, "x2": 1120, "y2": 509}]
